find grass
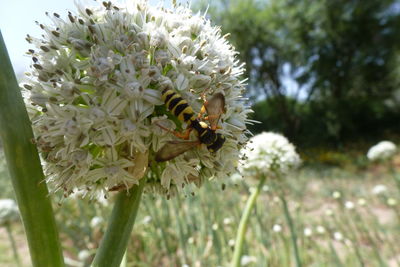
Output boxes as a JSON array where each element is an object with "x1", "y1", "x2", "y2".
[{"x1": 0, "y1": 151, "x2": 399, "y2": 266}]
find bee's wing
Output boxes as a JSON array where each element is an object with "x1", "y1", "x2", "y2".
[
  {"x1": 155, "y1": 140, "x2": 200, "y2": 162},
  {"x1": 205, "y1": 93, "x2": 225, "y2": 130}
]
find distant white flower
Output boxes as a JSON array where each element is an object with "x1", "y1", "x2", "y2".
[
  {"x1": 223, "y1": 217, "x2": 233, "y2": 225},
  {"x1": 367, "y1": 141, "x2": 397, "y2": 161},
  {"x1": 316, "y1": 226, "x2": 326, "y2": 234},
  {"x1": 325, "y1": 209, "x2": 333, "y2": 216},
  {"x1": 333, "y1": 232, "x2": 343, "y2": 241},
  {"x1": 372, "y1": 184, "x2": 387, "y2": 195},
  {"x1": 241, "y1": 255, "x2": 257, "y2": 266},
  {"x1": 332, "y1": 191, "x2": 341, "y2": 199},
  {"x1": 0, "y1": 199, "x2": 20, "y2": 225},
  {"x1": 304, "y1": 227, "x2": 312, "y2": 237},
  {"x1": 22, "y1": 1, "x2": 250, "y2": 198},
  {"x1": 345, "y1": 201, "x2": 354, "y2": 210},
  {"x1": 187, "y1": 237, "x2": 194, "y2": 244},
  {"x1": 142, "y1": 216, "x2": 152, "y2": 224},
  {"x1": 387, "y1": 198, "x2": 397, "y2": 206},
  {"x1": 228, "y1": 239, "x2": 235, "y2": 247},
  {"x1": 357, "y1": 198, "x2": 366, "y2": 206},
  {"x1": 212, "y1": 223, "x2": 219, "y2": 231},
  {"x1": 90, "y1": 216, "x2": 103, "y2": 228},
  {"x1": 272, "y1": 224, "x2": 282, "y2": 232},
  {"x1": 78, "y1": 250, "x2": 91, "y2": 261},
  {"x1": 262, "y1": 185, "x2": 270, "y2": 192},
  {"x1": 240, "y1": 132, "x2": 301, "y2": 176}
]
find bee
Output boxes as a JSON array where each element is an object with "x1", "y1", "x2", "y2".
[{"x1": 155, "y1": 88, "x2": 226, "y2": 162}]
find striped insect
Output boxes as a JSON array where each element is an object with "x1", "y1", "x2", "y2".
[{"x1": 155, "y1": 88, "x2": 226, "y2": 162}]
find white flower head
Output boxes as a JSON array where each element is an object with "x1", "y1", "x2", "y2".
[
  {"x1": 90, "y1": 216, "x2": 104, "y2": 228},
  {"x1": 272, "y1": 224, "x2": 282, "y2": 232},
  {"x1": 333, "y1": 231, "x2": 343, "y2": 241},
  {"x1": 367, "y1": 141, "x2": 397, "y2": 161},
  {"x1": 240, "y1": 132, "x2": 301, "y2": 177},
  {"x1": 344, "y1": 201, "x2": 354, "y2": 210},
  {"x1": 0, "y1": 199, "x2": 20, "y2": 225},
  {"x1": 372, "y1": 184, "x2": 387, "y2": 195},
  {"x1": 303, "y1": 227, "x2": 312, "y2": 237},
  {"x1": 241, "y1": 255, "x2": 257, "y2": 266},
  {"x1": 22, "y1": 1, "x2": 250, "y2": 198}
]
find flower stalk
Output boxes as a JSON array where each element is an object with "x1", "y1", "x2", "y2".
[
  {"x1": 92, "y1": 178, "x2": 145, "y2": 267},
  {"x1": 231, "y1": 174, "x2": 266, "y2": 267},
  {"x1": 5, "y1": 222, "x2": 21, "y2": 267},
  {"x1": 0, "y1": 30, "x2": 64, "y2": 267}
]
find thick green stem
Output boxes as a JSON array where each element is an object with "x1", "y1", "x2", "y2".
[
  {"x1": 92, "y1": 178, "x2": 145, "y2": 267},
  {"x1": 5, "y1": 222, "x2": 21, "y2": 267},
  {"x1": 0, "y1": 30, "x2": 64, "y2": 267},
  {"x1": 231, "y1": 175, "x2": 266, "y2": 267}
]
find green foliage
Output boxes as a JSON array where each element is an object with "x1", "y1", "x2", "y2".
[{"x1": 197, "y1": 0, "x2": 400, "y2": 145}]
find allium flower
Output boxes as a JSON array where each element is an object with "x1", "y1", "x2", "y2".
[
  {"x1": 240, "y1": 255, "x2": 257, "y2": 266},
  {"x1": 333, "y1": 231, "x2": 343, "y2": 241},
  {"x1": 344, "y1": 201, "x2": 354, "y2": 210},
  {"x1": 372, "y1": 184, "x2": 387, "y2": 195},
  {"x1": 0, "y1": 199, "x2": 20, "y2": 225},
  {"x1": 316, "y1": 226, "x2": 325, "y2": 234},
  {"x1": 367, "y1": 141, "x2": 397, "y2": 161},
  {"x1": 303, "y1": 227, "x2": 312, "y2": 237},
  {"x1": 90, "y1": 216, "x2": 104, "y2": 228},
  {"x1": 240, "y1": 132, "x2": 301, "y2": 176},
  {"x1": 21, "y1": 1, "x2": 250, "y2": 198},
  {"x1": 272, "y1": 224, "x2": 282, "y2": 232}
]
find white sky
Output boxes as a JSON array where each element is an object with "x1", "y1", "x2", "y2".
[{"x1": 0, "y1": 0, "x2": 180, "y2": 75}]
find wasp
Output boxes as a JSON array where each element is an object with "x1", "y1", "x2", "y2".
[{"x1": 155, "y1": 88, "x2": 226, "y2": 162}]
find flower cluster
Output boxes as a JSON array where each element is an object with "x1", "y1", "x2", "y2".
[
  {"x1": 240, "y1": 132, "x2": 301, "y2": 177},
  {"x1": 367, "y1": 141, "x2": 397, "y2": 161},
  {"x1": 0, "y1": 199, "x2": 20, "y2": 225},
  {"x1": 21, "y1": 1, "x2": 250, "y2": 198}
]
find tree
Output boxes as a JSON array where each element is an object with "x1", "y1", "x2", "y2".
[{"x1": 197, "y1": 0, "x2": 400, "y2": 146}]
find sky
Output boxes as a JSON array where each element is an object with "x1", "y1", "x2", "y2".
[{"x1": 0, "y1": 0, "x2": 178, "y2": 75}]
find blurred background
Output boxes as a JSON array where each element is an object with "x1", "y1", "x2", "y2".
[{"x1": 0, "y1": 0, "x2": 400, "y2": 266}]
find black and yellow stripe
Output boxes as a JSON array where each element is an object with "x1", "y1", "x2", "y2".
[{"x1": 161, "y1": 88, "x2": 196, "y2": 123}]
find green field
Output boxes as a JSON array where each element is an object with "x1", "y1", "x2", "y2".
[{"x1": 1, "y1": 151, "x2": 399, "y2": 267}]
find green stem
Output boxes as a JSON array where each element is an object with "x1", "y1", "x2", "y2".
[
  {"x1": 5, "y1": 222, "x2": 21, "y2": 267},
  {"x1": 92, "y1": 178, "x2": 145, "y2": 267},
  {"x1": 231, "y1": 175, "x2": 266, "y2": 267},
  {"x1": 0, "y1": 30, "x2": 64, "y2": 267},
  {"x1": 280, "y1": 192, "x2": 302, "y2": 267}
]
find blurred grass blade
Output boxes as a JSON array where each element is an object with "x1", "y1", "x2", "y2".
[
  {"x1": 92, "y1": 178, "x2": 145, "y2": 267},
  {"x1": 0, "y1": 30, "x2": 64, "y2": 266}
]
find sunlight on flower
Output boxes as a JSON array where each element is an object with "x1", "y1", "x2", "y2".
[{"x1": 21, "y1": 0, "x2": 250, "y2": 198}]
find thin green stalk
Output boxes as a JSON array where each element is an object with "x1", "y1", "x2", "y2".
[
  {"x1": 0, "y1": 30, "x2": 64, "y2": 267},
  {"x1": 231, "y1": 175, "x2": 266, "y2": 267},
  {"x1": 280, "y1": 192, "x2": 302, "y2": 267},
  {"x1": 5, "y1": 222, "x2": 21, "y2": 267},
  {"x1": 92, "y1": 178, "x2": 145, "y2": 267}
]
